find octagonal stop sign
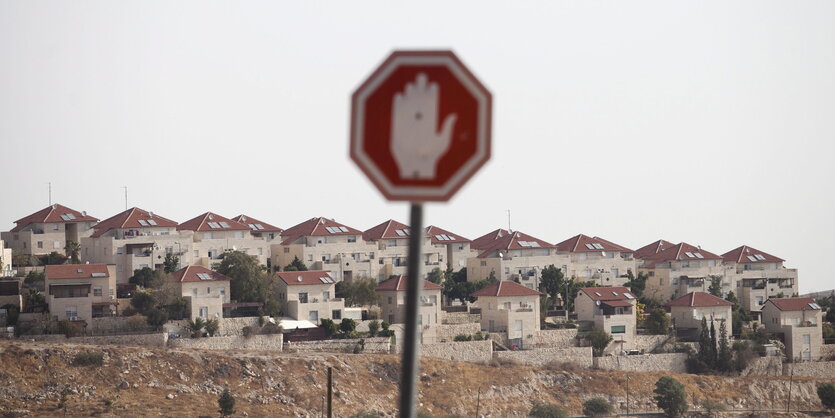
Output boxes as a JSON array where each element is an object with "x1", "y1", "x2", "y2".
[{"x1": 350, "y1": 50, "x2": 492, "y2": 202}]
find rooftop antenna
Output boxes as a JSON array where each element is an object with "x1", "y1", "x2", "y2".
[
  {"x1": 506, "y1": 209, "x2": 512, "y2": 233},
  {"x1": 47, "y1": 182, "x2": 51, "y2": 205},
  {"x1": 121, "y1": 186, "x2": 128, "y2": 210}
]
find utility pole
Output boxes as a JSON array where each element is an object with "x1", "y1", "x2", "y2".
[
  {"x1": 122, "y1": 186, "x2": 128, "y2": 210},
  {"x1": 475, "y1": 386, "x2": 481, "y2": 417},
  {"x1": 786, "y1": 362, "x2": 793, "y2": 412},
  {"x1": 327, "y1": 366, "x2": 333, "y2": 418},
  {"x1": 506, "y1": 209, "x2": 511, "y2": 232},
  {"x1": 47, "y1": 182, "x2": 52, "y2": 205}
]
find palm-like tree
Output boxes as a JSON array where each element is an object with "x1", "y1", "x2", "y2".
[{"x1": 64, "y1": 241, "x2": 81, "y2": 264}]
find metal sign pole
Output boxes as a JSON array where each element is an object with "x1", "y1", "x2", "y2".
[{"x1": 398, "y1": 202, "x2": 424, "y2": 417}]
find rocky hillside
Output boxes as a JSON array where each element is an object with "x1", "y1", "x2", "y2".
[{"x1": 0, "y1": 341, "x2": 830, "y2": 417}]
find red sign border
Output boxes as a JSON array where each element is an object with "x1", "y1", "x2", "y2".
[{"x1": 350, "y1": 50, "x2": 492, "y2": 202}]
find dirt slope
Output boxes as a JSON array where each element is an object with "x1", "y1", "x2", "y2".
[{"x1": 0, "y1": 341, "x2": 830, "y2": 417}]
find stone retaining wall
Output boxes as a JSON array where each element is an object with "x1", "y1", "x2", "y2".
[
  {"x1": 284, "y1": 337, "x2": 391, "y2": 354},
  {"x1": 442, "y1": 312, "x2": 481, "y2": 325},
  {"x1": 820, "y1": 344, "x2": 835, "y2": 360},
  {"x1": 169, "y1": 334, "x2": 283, "y2": 351},
  {"x1": 27, "y1": 334, "x2": 67, "y2": 342},
  {"x1": 633, "y1": 335, "x2": 669, "y2": 352},
  {"x1": 494, "y1": 347, "x2": 592, "y2": 367},
  {"x1": 741, "y1": 356, "x2": 783, "y2": 377},
  {"x1": 784, "y1": 360, "x2": 835, "y2": 378},
  {"x1": 533, "y1": 329, "x2": 578, "y2": 348},
  {"x1": 420, "y1": 340, "x2": 492, "y2": 363},
  {"x1": 29, "y1": 333, "x2": 169, "y2": 347},
  {"x1": 433, "y1": 323, "x2": 482, "y2": 341},
  {"x1": 593, "y1": 353, "x2": 688, "y2": 373}
]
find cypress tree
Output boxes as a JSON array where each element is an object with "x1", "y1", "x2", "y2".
[
  {"x1": 709, "y1": 320, "x2": 718, "y2": 366},
  {"x1": 698, "y1": 317, "x2": 711, "y2": 364},
  {"x1": 717, "y1": 320, "x2": 732, "y2": 372}
]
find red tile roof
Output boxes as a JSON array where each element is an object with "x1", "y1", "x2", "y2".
[
  {"x1": 640, "y1": 242, "x2": 722, "y2": 268},
  {"x1": 276, "y1": 270, "x2": 336, "y2": 286},
  {"x1": 375, "y1": 275, "x2": 443, "y2": 292},
  {"x1": 579, "y1": 286, "x2": 635, "y2": 301},
  {"x1": 554, "y1": 234, "x2": 633, "y2": 253},
  {"x1": 177, "y1": 212, "x2": 249, "y2": 232},
  {"x1": 477, "y1": 231, "x2": 553, "y2": 258},
  {"x1": 363, "y1": 219, "x2": 422, "y2": 241},
  {"x1": 231, "y1": 215, "x2": 283, "y2": 234},
  {"x1": 471, "y1": 228, "x2": 510, "y2": 250},
  {"x1": 11, "y1": 204, "x2": 99, "y2": 232},
  {"x1": 764, "y1": 297, "x2": 821, "y2": 311},
  {"x1": 90, "y1": 207, "x2": 178, "y2": 238},
  {"x1": 425, "y1": 225, "x2": 470, "y2": 244},
  {"x1": 668, "y1": 292, "x2": 733, "y2": 308},
  {"x1": 722, "y1": 245, "x2": 785, "y2": 264},
  {"x1": 45, "y1": 264, "x2": 110, "y2": 280},
  {"x1": 602, "y1": 300, "x2": 633, "y2": 308},
  {"x1": 634, "y1": 240, "x2": 676, "y2": 260},
  {"x1": 470, "y1": 280, "x2": 541, "y2": 297},
  {"x1": 280, "y1": 217, "x2": 363, "y2": 245},
  {"x1": 171, "y1": 265, "x2": 231, "y2": 283}
]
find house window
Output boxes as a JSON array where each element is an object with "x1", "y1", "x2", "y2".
[
  {"x1": 389, "y1": 314, "x2": 395, "y2": 324},
  {"x1": 323, "y1": 291, "x2": 330, "y2": 301},
  {"x1": 307, "y1": 254, "x2": 313, "y2": 262},
  {"x1": 347, "y1": 236, "x2": 357, "y2": 243},
  {"x1": 268, "y1": 233, "x2": 275, "y2": 240},
  {"x1": 309, "y1": 311, "x2": 318, "y2": 322},
  {"x1": 53, "y1": 241, "x2": 61, "y2": 249},
  {"x1": 322, "y1": 254, "x2": 331, "y2": 262},
  {"x1": 803, "y1": 334, "x2": 811, "y2": 345},
  {"x1": 299, "y1": 292, "x2": 308, "y2": 303},
  {"x1": 192, "y1": 288, "x2": 198, "y2": 296},
  {"x1": 93, "y1": 287, "x2": 102, "y2": 297},
  {"x1": 388, "y1": 296, "x2": 393, "y2": 305},
  {"x1": 117, "y1": 265, "x2": 123, "y2": 273},
  {"x1": 480, "y1": 261, "x2": 486, "y2": 267},
  {"x1": 66, "y1": 307, "x2": 78, "y2": 320},
  {"x1": 194, "y1": 250, "x2": 199, "y2": 258},
  {"x1": 220, "y1": 288, "x2": 225, "y2": 296},
  {"x1": 332, "y1": 310, "x2": 342, "y2": 320},
  {"x1": 37, "y1": 241, "x2": 43, "y2": 249},
  {"x1": 199, "y1": 307, "x2": 208, "y2": 318},
  {"x1": 611, "y1": 325, "x2": 626, "y2": 334},
  {"x1": 284, "y1": 248, "x2": 290, "y2": 253},
  {"x1": 649, "y1": 271, "x2": 655, "y2": 277},
  {"x1": 207, "y1": 287, "x2": 211, "y2": 294}
]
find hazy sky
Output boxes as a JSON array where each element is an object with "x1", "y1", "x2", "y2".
[{"x1": 2, "y1": 2, "x2": 833, "y2": 293}]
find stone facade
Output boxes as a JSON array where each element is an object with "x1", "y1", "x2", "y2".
[
  {"x1": 820, "y1": 343, "x2": 835, "y2": 360},
  {"x1": 593, "y1": 353, "x2": 688, "y2": 373},
  {"x1": 532, "y1": 329, "x2": 578, "y2": 349},
  {"x1": 169, "y1": 334, "x2": 283, "y2": 351},
  {"x1": 284, "y1": 337, "x2": 391, "y2": 354},
  {"x1": 494, "y1": 347, "x2": 592, "y2": 367},
  {"x1": 783, "y1": 360, "x2": 835, "y2": 378},
  {"x1": 420, "y1": 340, "x2": 493, "y2": 363},
  {"x1": 430, "y1": 323, "x2": 482, "y2": 342},
  {"x1": 633, "y1": 335, "x2": 670, "y2": 352},
  {"x1": 442, "y1": 312, "x2": 481, "y2": 325}
]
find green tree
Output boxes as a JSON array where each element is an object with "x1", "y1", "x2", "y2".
[
  {"x1": 817, "y1": 383, "x2": 835, "y2": 411},
  {"x1": 23, "y1": 289, "x2": 46, "y2": 312},
  {"x1": 64, "y1": 240, "x2": 81, "y2": 264},
  {"x1": 24, "y1": 270, "x2": 45, "y2": 287},
  {"x1": 538, "y1": 265, "x2": 564, "y2": 309},
  {"x1": 697, "y1": 317, "x2": 712, "y2": 365},
  {"x1": 583, "y1": 397, "x2": 613, "y2": 417},
  {"x1": 426, "y1": 267, "x2": 443, "y2": 284},
  {"x1": 564, "y1": 279, "x2": 599, "y2": 312},
  {"x1": 130, "y1": 292, "x2": 156, "y2": 314},
  {"x1": 340, "y1": 318, "x2": 357, "y2": 334},
  {"x1": 716, "y1": 320, "x2": 732, "y2": 372},
  {"x1": 218, "y1": 388, "x2": 236, "y2": 417},
  {"x1": 368, "y1": 319, "x2": 380, "y2": 336},
  {"x1": 709, "y1": 321, "x2": 718, "y2": 365},
  {"x1": 216, "y1": 251, "x2": 269, "y2": 303},
  {"x1": 129, "y1": 267, "x2": 167, "y2": 289},
  {"x1": 145, "y1": 308, "x2": 168, "y2": 330},
  {"x1": 826, "y1": 308, "x2": 835, "y2": 324},
  {"x1": 320, "y1": 318, "x2": 337, "y2": 337},
  {"x1": 645, "y1": 308, "x2": 671, "y2": 335},
  {"x1": 283, "y1": 256, "x2": 308, "y2": 272},
  {"x1": 205, "y1": 318, "x2": 219, "y2": 336},
  {"x1": 163, "y1": 253, "x2": 180, "y2": 273},
  {"x1": 707, "y1": 275, "x2": 723, "y2": 297},
  {"x1": 337, "y1": 278, "x2": 379, "y2": 307},
  {"x1": 529, "y1": 402, "x2": 568, "y2": 418},
  {"x1": 653, "y1": 376, "x2": 688, "y2": 417},
  {"x1": 588, "y1": 327, "x2": 613, "y2": 357},
  {"x1": 624, "y1": 271, "x2": 648, "y2": 298},
  {"x1": 40, "y1": 251, "x2": 68, "y2": 265},
  {"x1": 187, "y1": 317, "x2": 206, "y2": 338},
  {"x1": 1, "y1": 304, "x2": 19, "y2": 326}
]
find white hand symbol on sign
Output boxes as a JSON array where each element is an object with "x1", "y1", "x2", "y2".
[{"x1": 391, "y1": 73, "x2": 457, "y2": 179}]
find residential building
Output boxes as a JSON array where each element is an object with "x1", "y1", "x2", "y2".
[
  {"x1": 376, "y1": 275, "x2": 442, "y2": 327},
  {"x1": 44, "y1": 264, "x2": 117, "y2": 324},
  {"x1": 363, "y1": 219, "x2": 443, "y2": 280},
  {"x1": 761, "y1": 297, "x2": 823, "y2": 361},
  {"x1": 170, "y1": 265, "x2": 231, "y2": 320},
  {"x1": 633, "y1": 239, "x2": 676, "y2": 261},
  {"x1": 0, "y1": 280, "x2": 22, "y2": 309},
  {"x1": 723, "y1": 245, "x2": 798, "y2": 317},
  {"x1": 425, "y1": 225, "x2": 477, "y2": 272},
  {"x1": 575, "y1": 286, "x2": 637, "y2": 351},
  {"x1": 276, "y1": 270, "x2": 344, "y2": 323},
  {"x1": 80, "y1": 207, "x2": 182, "y2": 285},
  {"x1": 470, "y1": 280, "x2": 541, "y2": 348},
  {"x1": 639, "y1": 242, "x2": 726, "y2": 302},
  {"x1": 467, "y1": 230, "x2": 568, "y2": 290},
  {"x1": 231, "y1": 215, "x2": 283, "y2": 243},
  {"x1": 554, "y1": 234, "x2": 636, "y2": 286},
  {"x1": 178, "y1": 212, "x2": 270, "y2": 268},
  {"x1": 0, "y1": 240, "x2": 13, "y2": 277},
  {"x1": 667, "y1": 292, "x2": 733, "y2": 340},
  {"x1": 470, "y1": 228, "x2": 510, "y2": 251},
  {"x1": 2, "y1": 204, "x2": 98, "y2": 257},
  {"x1": 272, "y1": 217, "x2": 377, "y2": 282}
]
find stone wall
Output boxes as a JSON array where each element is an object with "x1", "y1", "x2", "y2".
[
  {"x1": 442, "y1": 312, "x2": 481, "y2": 325},
  {"x1": 593, "y1": 353, "x2": 688, "y2": 373},
  {"x1": 820, "y1": 343, "x2": 835, "y2": 360},
  {"x1": 433, "y1": 323, "x2": 482, "y2": 341},
  {"x1": 633, "y1": 335, "x2": 669, "y2": 352},
  {"x1": 494, "y1": 347, "x2": 592, "y2": 367},
  {"x1": 284, "y1": 337, "x2": 391, "y2": 354},
  {"x1": 169, "y1": 334, "x2": 283, "y2": 351},
  {"x1": 420, "y1": 340, "x2": 493, "y2": 363},
  {"x1": 27, "y1": 334, "x2": 67, "y2": 342},
  {"x1": 217, "y1": 317, "x2": 262, "y2": 336},
  {"x1": 741, "y1": 356, "x2": 783, "y2": 377},
  {"x1": 784, "y1": 361, "x2": 835, "y2": 378},
  {"x1": 28, "y1": 333, "x2": 169, "y2": 347},
  {"x1": 533, "y1": 329, "x2": 578, "y2": 348}
]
